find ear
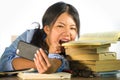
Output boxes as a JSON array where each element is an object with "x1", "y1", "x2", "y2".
[{"x1": 44, "y1": 26, "x2": 50, "y2": 35}]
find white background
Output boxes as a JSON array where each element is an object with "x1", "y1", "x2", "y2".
[{"x1": 0, "y1": 0, "x2": 120, "y2": 58}]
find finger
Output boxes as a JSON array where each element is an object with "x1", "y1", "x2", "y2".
[
  {"x1": 39, "y1": 48, "x2": 51, "y2": 67},
  {"x1": 36, "y1": 50, "x2": 48, "y2": 71},
  {"x1": 34, "y1": 54, "x2": 43, "y2": 73}
]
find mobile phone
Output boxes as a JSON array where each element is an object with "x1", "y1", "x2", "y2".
[{"x1": 17, "y1": 41, "x2": 39, "y2": 60}]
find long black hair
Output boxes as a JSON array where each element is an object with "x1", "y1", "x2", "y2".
[{"x1": 30, "y1": 1, "x2": 80, "y2": 53}]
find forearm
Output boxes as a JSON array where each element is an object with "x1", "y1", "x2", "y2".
[{"x1": 12, "y1": 57, "x2": 36, "y2": 70}]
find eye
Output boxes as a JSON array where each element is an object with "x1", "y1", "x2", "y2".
[
  {"x1": 57, "y1": 25, "x2": 64, "y2": 28},
  {"x1": 70, "y1": 27, "x2": 77, "y2": 31}
]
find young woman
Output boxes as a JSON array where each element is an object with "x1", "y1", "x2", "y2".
[{"x1": 0, "y1": 1, "x2": 80, "y2": 73}]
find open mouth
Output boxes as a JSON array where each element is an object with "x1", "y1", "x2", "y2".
[
  {"x1": 59, "y1": 40, "x2": 70, "y2": 55},
  {"x1": 59, "y1": 40, "x2": 69, "y2": 45}
]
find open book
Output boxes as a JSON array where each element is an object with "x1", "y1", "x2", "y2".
[
  {"x1": 0, "y1": 68, "x2": 71, "y2": 79},
  {"x1": 17, "y1": 71, "x2": 71, "y2": 79},
  {"x1": 62, "y1": 31, "x2": 120, "y2": 48},
  {"x1": 79, "y1": 31, "x2": 120, "y2": 43},
  {"x1": 62, "y1": 40, "x2": 111, "y2": 47}
]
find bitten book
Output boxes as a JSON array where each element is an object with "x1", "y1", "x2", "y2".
[
  {"x1": 79, "y1": 31, "x2": 120, "y2": 42},
  {"x1": 62, "y1": 31, "x2": 120, "y2": 72}
]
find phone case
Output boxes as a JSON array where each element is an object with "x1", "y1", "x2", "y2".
[{"x1": 17, "y1": 41, "x2": 39, "y2": 60}]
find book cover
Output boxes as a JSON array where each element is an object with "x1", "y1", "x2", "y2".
[{"x1": 65, "y1": 46, "x2": 110, "y2": 55}]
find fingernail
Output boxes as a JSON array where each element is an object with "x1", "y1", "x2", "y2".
[
  {"x1": 36, "y1": 50, "x2": 39, "y2": 53},
  {"x1": 34, "y1": 53, "x2": 37, "y2": 57},
  {"x1": 39, "y1": 48, "x2": 42, "y2": 51},
  {"x1": 39, "y1": 48, "x2": 41, "y2": 50},
  {"x1": 33, "y1": 58, "x2": 35, "y2": 61}
]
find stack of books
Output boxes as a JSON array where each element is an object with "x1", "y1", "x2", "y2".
[
  {"x1": 62, "y1": 31, "x2": 120, "y2": 72},
  {"x1": 64, "y1": 41, "x2": 115, "y2": 61}
]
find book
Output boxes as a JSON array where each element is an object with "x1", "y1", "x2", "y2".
[
  {"x1": 62, "y1": 40, "x2": 111, "y2": 47},
  {"x1": 17, "y1": 72, "x2": 72, "y2": 79},
  {"x1": 66, "y1": 52, "x2": 116, "y2": 60},
  {"x1": 74, "y1": 60, "x2": 120, "y2": 65},
  {"x1": 63, "y1": 42, "x2": 114, "y2": 60},
  {"x1": 0, "y1": 68, "x2": 35, "y2": 77},
  {"x1": 62, "y1": 31, "x2": 120, "y2": 73},
  {"x1": 69, "y1": 60, "x2": 120, "y2": 72},
  {"x1": 79, "y1": 31, "x2": 120, "y2": 42},
  {"x1": 65, "y1": 45, "x2": 110, "y2": 55}
]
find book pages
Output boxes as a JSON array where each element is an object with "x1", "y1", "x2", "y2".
[
  {"x1": 79, "y1": 31, "x2": 120, "y2": 43},
  {"x1": 62, "y1": 40, "x2": 111, "y2": 47},
  {"x1": 17, "y1": 72, "x2": 71, "y2": 79}
]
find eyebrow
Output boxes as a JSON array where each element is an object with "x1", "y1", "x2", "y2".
[{"x1": 57, "y1": 22, "x2": 76, "y2": 26}]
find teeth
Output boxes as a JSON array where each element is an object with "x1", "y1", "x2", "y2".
[{"x1": 59, "y1": 40, "x2": 69, "y2": 44}]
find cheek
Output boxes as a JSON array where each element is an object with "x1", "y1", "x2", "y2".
[
  {"x1": 50, "y1": 30, "x2": 61, "y2": 38},
  {"x1": 71, "y1": 32, "x2": 77, "y2": 40}
]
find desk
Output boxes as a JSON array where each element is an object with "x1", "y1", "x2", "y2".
[{"x1": 1, "y1": 76, "x2": 120, "y2": 80}]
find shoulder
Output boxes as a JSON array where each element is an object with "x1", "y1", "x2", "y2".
[
  {"x1": 21, "y1": 29, "x2": 35, "y2": 42},
  {"x1": 25, "y1": 29, "x2": 35, "y2": 35}
]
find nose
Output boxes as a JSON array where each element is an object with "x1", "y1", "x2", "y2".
[{"x1": 62, "y1": 28, "x2": 71, "y2": 38}]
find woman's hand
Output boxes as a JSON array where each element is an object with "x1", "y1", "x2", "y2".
[{"x1": 34, "y1": 48, "x2": 51, "y2": 73}]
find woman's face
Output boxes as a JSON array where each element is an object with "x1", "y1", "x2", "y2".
[{"x1": 44, "y1": 12, "x2": 78, "y2": 47}]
